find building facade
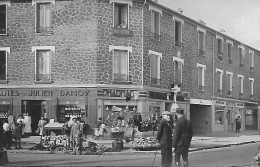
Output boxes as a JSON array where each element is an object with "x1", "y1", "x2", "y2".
[{"x1": 0, "y1": 0, "x2": 259, "y2": 134}]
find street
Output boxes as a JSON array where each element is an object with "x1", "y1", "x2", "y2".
[{"x1": 5, "y1": 143, "x2": 259, "y2": 166}]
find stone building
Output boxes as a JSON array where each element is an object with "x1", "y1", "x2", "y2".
[{"x1": 0, "y1": 0, "x2": 259, "y2": 134}]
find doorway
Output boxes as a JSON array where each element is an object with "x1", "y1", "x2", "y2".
[{"x1": 21, "y1": 100, "x2": 46, "y2": 135}]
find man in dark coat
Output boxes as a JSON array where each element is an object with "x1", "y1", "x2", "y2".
[
  {"x1": 173, "y1": 108, "x2": 193, "y2": 167},
  {"x1": 157, "y1": 111, "x2": 173, "y2": 167}
]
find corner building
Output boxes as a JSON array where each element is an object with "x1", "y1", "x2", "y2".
[{"x1": 0, "y1": 0, "x2": 259, "y2": 134}]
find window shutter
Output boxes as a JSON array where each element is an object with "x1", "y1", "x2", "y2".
[
  {"x1": 151, "y1": 11, "x2": 155, "y2": 33},
  {"x1": 114, "y1": 4, "x2": 119, "y2": 27},
  {"x1": 121, "y1": 5, "x2": 128, "y2": 28}
]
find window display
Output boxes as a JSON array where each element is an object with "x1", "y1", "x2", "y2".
[
  {"x1": 57, "y1": 100, "x2": 86, "y2": 123},
  {"x1": 0, "y1": 100, "x2": 10, "y2": 119},
  {"x1": 215, "y1": 106, "x2": 225, "y2": 125}
]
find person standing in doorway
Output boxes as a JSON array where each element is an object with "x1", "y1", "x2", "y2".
[
  {"x1": 173, "y1": 108, "x2": 193, "y2": 167},
  {"x1": 24, "y1": 113, "x2": 32, "y2": 136},
  {"x1": 235, "y1": 116, "x2": 242, "y2": 133},
  {"x1": 157, "y1": 111, "x2": 173, "y2": 167}
]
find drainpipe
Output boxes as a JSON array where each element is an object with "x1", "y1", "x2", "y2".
[
  {"x1": 141, "y1": 0, "x2": 147, "y2": 89},
  {"x1": 211, "y1": 33, "x2": 215, "y2": 133}
]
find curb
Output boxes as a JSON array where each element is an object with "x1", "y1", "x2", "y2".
[{"x1": 7, "y1": 141, "x2": 260, "y2": 155}]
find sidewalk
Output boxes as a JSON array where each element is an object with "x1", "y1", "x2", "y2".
[{"x1": 7, "y1": 130, "x2": 260, "y2": 155}]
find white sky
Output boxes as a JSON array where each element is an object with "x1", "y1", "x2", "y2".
[{"x1": 160, "y1": 0, "x2": 260, "y2": 51}]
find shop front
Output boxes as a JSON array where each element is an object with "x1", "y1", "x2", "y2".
[
  {"x1": 213, "y1": 100, "x2": 227, "y2": 132},
  {"x1": 0, "y1": 87, "x2": 96, "y2": 135},
  {"x1": 245, "y1": 102, "x2": 258, "y2": 130}
]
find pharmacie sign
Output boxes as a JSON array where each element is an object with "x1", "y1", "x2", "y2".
[{"x1": 0, "y1": 88, "x2": 91, "y2": 97}]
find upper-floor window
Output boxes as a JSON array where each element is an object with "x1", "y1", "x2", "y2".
[
  {"x1": 249, "y1": 50, "x2": 254, "y2": 70},
  {"x1": 149, "y1": 50, "x2": 162, "y2": 85},
  {"x1": 33, "y1": 0, "x2": 55, "y2": 34},
  {"x1": 0, "y1": 1, "x2": 10, "y2": 35},
  {"x1": 0, "y1": 47, "x2": 10, "y2": 83},
  {"x1": 151, "y1": 10, "x2": 160, "y2": 35},
  {"x1": 149, "y1": 4, "x2": 161, "y2": 36},
  {"x1": 216, "y1": 68, "x2": 223, "y2": 94},
  {"x1": 226, "y1": 40, "x2": 233, "y2": 64},
  {"x1": 237, "y1": 74, "x2": 244, "y2": 96},
  {"x1": 249, "y1": 78, "x2": 254, "y2": 98},
  {"x1": 173, "y1": 57, "x2": 184, "y2": 86},
  {"x1": 197, "y1": 63, "x2": 206, "y2": 91},
  {"x1": 109, "y1": 45, "x2": 132, "y2": 82},
  {"x1": 32, "y1": 46, "x2": 55, "y2": 83},
  {"x1": 238, "y1": 45, "x2": 244, "y2": 67},
  {"x1": 226, "y1": 71, "x2": 233, "y2": 95},
  {"x1": 110, "y1": 0, "x2": 132, "y2": 29},
  {"x1": 174, "y1": 20, "x2": 183, "y2": 47},
  {"x1": 197, "y1": 27, "x2": 206, "y2": 55},
  {"x1": 114, "y1": 3, "x2": 128, "y2": 28},
  {"x1": 216, "y1": 35, "x2": 223, "y2": 54}
]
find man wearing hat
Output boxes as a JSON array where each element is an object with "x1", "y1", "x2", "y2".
[
  {"x1": 157, "y1": 111, "x2": 173, "y2": 167},
  {"x1": 173, "y1": 108, "x2": 193, "y2": 167}
]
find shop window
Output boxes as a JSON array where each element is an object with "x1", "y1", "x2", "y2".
[
  {"x1": 114, "y1": 3, "x2": 128, "y2": 29},
  {"x1": 197, "y1": 63, "x2": 206, "y2": 91},
  {"x1": 226, "y1": 71, "x2": 233, "y2": 95},
  {"x1": 0, "y1": 100, "x2": 10, "y2": 120},
  {"x1": 249, "y1": 50, "x2": 254, "y2": 70},
  {"x1": 149, "y1": 50, "x2": 162, "y2": 86},
  {"x1": 227, "y1": 42, "x2": 233, "y2": 63},
  {"x1": 173, "y1": 57, "x2": 184, "y2": 86},
  {"x1": 215, "y1": 106, "x2": 224, "y2": 125},
  {"x1": 57, "y1": 100, "x2": 86, "y2": 123},
  {"x1": 249, "y1": 78, "x2": 254, "y2": 98},
  {"x1": 0, "y1": 4, "x2": 7, "y2": 34},
  {"x1": 36, "y1": 3, "x2": 52, "y2": 34},
  {"x1": 216, "y1": 68, "x2": 223, "y2": 94},
  {"x1": 238, "y1": 74, "x2": 244, "y2": 96}
]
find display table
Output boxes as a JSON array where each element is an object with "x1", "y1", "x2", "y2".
[{"x1": 45, "y1": 123, "x2": 65, "y2": 136}]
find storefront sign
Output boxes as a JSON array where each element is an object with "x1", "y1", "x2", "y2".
[
  {"x1": 226, "y1": 101, "x2": 235, "y2": 107},
  {"x1": 215, "y1": 100, "x2": 226, "y2": 106},
  {"x1": 215, "y1": 106, "x2": 225, "y2": 111},
  {"x1": 235, "y1": 103, "x2": 244, "y2": 108},
  {"x1": 104, "y1": 100, "x2": 137, "y2": 105},
  {"x1": 0, "y1": 90, "x2": 19, "y2": 96},
  {"x1": 149, "y1": 101, "x2": 160, "y2": 107},
  {"x1": 102, "y1": 89, "x2": 134, "y2": 98},
  {"x1": 0, "y1": 89, "x2": 91, "y2": 97}
]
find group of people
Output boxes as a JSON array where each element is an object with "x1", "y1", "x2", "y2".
[
  {"x1": 157, "y1": 108, "x2": 193, "y2": 167},
  {"x1": 0, "y1": 113, "x2": 32, "y2": 151}
]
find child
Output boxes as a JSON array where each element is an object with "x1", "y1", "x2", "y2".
[{"x1": 13, "y1": 121, "x2": 23, "y2": 149}]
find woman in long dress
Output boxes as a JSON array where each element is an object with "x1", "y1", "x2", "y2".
[
  {"x1": 24, "y1": 113, "x2": 32, "y2": 134},
  {"x1": 38, "y1": 117, "x2": 46, "y2": 137}
]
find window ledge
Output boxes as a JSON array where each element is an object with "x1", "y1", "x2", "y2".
[
  {"x1": 0, "y1": 33, "x2": 9, "y2": 36},
  {"x1": 35, "y1": 32, "x2": 53, "y2": 36},
  {"x1": 0, "y1": 80, "x2": 8, "y2": 84},
  {"x1": 112, "y1": 80, "x2": 132, "y2": 84},
  {"x1": 34, "y1": 80, "x2": 52, "y2": 84},
  {"x1": 112, "y1": 28, "x2": 133, "y2": 37}
]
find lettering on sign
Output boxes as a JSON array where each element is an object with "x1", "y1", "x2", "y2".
[
  {"x1": 0, "y1": 89, "x2": 91, "y2": 97},
  {"x1": 29, "y1": 90, "x2": 53, "y2": 96},
  {"x1": 0, "y1": 90, "x2": 19, "y2": 96},
  {"x1": 215, "y1": 100, "x2": 226, "y2": 105},
  {"x1": 60, "y1": 90, "x2": 90, "y2": 97}
]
